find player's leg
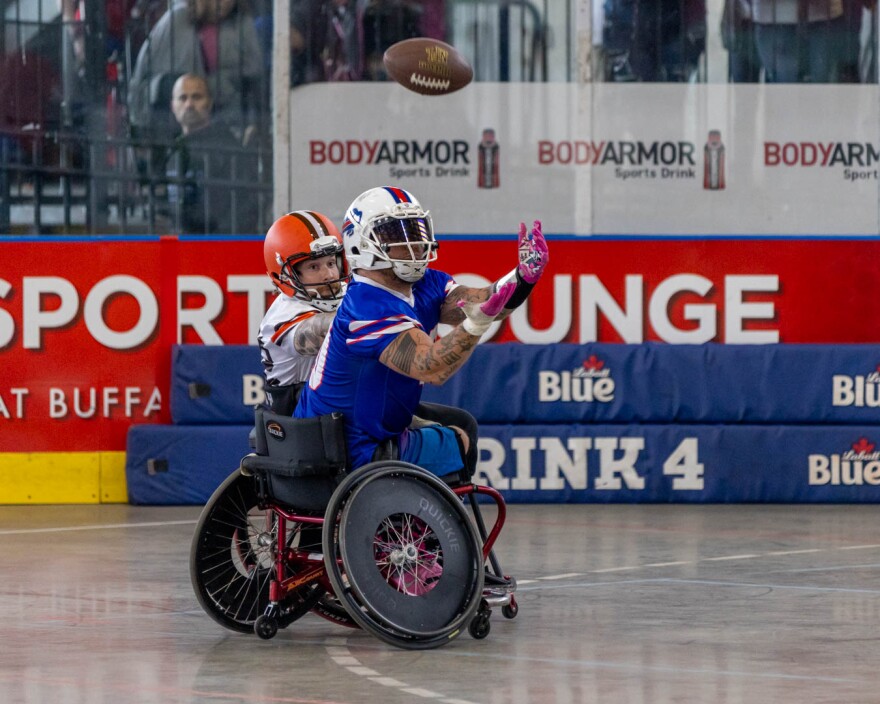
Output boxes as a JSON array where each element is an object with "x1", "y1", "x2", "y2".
[
  {"x1": 414, "y1": 402, "x2": 478, "y2": 478},
  {"x1": 396, "y1": 425, "x2": 466, "y2": 478}
]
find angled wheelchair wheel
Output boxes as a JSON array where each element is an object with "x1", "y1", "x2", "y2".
[
  {"x1": 323, "y1": 462, "x2": 484, "y2": 650},
  {"x1": 190, "y1": 469, "x2": 324, "y2": 634},
  {"x1": 311, "y1": 592, "x2": 359, "y2": 629}
]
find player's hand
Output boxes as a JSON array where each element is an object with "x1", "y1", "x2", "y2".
[
  {"x1": 457, "y1": 282, "x2": 515, "y2": 336},
  {"x1": 517, "y1": 220, "x2": 548, "y2": 284}
]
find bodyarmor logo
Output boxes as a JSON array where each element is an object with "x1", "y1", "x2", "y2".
[
  {"x1": 538, "y1": 355, "x2": 615, "y2": 403},
  {"x1": 809, "y1": 437, "x2": 880, "y2": 486},
  {"x1": 764, "y1": 142, "x2": 880, "y2": 183},
  {"x1": 831, "y1": 366, "x2": 880, "y2": 407}
]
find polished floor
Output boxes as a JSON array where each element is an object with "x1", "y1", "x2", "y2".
[{"x1": 2, "y1": 502, "x2": 880, "y2": 704}]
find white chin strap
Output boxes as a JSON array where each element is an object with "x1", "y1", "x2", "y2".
[
  {"x1": 392, "y1": 261, "x2": 427, "y2": 282},
  {"x1": 303, "y1": 281, "x2": 347, "y2": 312},
  {"x1": 309, "y1": 297, "x2": 342, "y2": 313}
]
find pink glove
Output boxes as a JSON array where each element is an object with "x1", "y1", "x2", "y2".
[
  {"x1": 457, "y1": 282, "x2": 515, "y2": 336},
  {"x1": 517, "y1": 220, "x2": 549, "y2": 284}
]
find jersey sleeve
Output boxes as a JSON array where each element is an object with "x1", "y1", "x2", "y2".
[
  {"x1": 432, "y1": 269, "x2": 457, "y2": 301},
  {"x1": 442, "y1": 272, "x2": 458, "y2": 297},
  {"x1": 270, "y1": 310, "x2": 318, "y2": 346},
  {"x1": 341, "y1": 299, "x2": 424, "y2": 359}
]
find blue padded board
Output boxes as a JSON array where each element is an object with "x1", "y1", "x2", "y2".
[
  {"x1": 125, "y1": 424, "x2": 252, "y2": 505},
  {"x1": 474, "y1": 423, "x2": 880, "y2": 503},
  {"x1": 171, "y1": 342, "x2": 880, "y2": 425},
  {"x1": 423, "y1": 342, "x2": 880, "y2": 424},
  {"x1": 124, "y1": 422, "x2": 880, "y2": 504},
  {"x1": 170, "y1": 344, "x2": 262, "y2": 424}
]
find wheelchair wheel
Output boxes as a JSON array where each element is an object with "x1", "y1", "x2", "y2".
[
  {"x1": 323, "y1": 462, "x2": 484, "y2": 650},
  {"x1": 190, "y1": 469, "x2": 325, "y2": 634},
  {"x1": 311, "y1": 592, "x2": 359, "y2": 629}
]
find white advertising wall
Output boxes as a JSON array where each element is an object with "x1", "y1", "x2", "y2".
[{"x1": 289, "y1": 83, "x2": 880, "y2": 235}]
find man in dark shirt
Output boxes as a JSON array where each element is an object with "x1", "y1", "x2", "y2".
[{"x1": 164, "y1": 73, "x2": 258, "y2": 234}]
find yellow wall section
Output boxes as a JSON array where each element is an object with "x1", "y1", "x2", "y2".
[{"x1": 0, "y1": 452, "x2": 128, "y2": 504}]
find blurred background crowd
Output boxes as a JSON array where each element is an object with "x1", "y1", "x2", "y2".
[{"x1": 1, "y1": 0, "x2": 876, "y2": 235}]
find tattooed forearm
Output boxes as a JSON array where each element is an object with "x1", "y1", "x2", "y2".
[
  {"x1": 440, "y1": 286, "x2": 487, "y2": 324},
  {"x1": 440, "y1": 284, "x2": 515, "y2": 324},
  {"x1": 428, "y1": 328, "x2": 479, "y2": 383},
  {"x1": 387, "y1": 332, "x2": 418, "y2": 373},
  {"x1": 380, "y1": 326, "x2": 480, "y2": 385},
  {"x1": 292, "y1": 313, "x2": 333, "y2": 355}
]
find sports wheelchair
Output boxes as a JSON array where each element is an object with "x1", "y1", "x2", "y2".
[{"x1": 189, "y1": 408, "x2": 518, "y2": 650}]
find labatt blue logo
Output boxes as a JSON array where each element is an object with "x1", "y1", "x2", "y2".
[
  {"x1": 538, "y1": 355, "x2": 615, "y2": 403},
  {"x1": 809, "y1": 437, "x2": 880, "y2": 486},
  {"x1": 832, "y1": 366, "x2": 880, "y2": 407}
]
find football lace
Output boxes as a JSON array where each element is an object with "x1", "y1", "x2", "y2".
[{"x1": 409, "y1": 73, "x2": 451, "y2": 91}]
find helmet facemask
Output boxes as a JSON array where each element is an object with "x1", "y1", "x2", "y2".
[
  {"x1": 363, "y1": 208, "x2": 438, "y2": 283},
  {"x1": 276, "y1": 235, "x2": 350, "y2": 312}
]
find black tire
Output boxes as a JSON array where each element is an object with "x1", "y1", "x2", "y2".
[
  {"x1": 468, "y1": 609, "x2": 491, "y2": 640},
  {"x1": 501, "y1": 599, "x2": 519, "y2": 619},
  {"x1": 323, "y1": 462, "x2": 484, "y2": 650},
  {"x1": 190, "y1": 469, "x2": 324, "y2": 633},
  {"x1": 254, "y1": 614, "x2": 278, "y2": 640}
]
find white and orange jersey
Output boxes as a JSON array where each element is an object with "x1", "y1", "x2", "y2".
[{"x1": 258, "y1": 293, "x2": 323, "y2": 386}]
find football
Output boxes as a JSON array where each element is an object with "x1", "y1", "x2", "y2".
[{"x1": 383, "y1": 38, "x2": 473, "y2": 96}]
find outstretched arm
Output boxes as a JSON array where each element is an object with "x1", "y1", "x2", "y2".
[
  {"x1": 380, "y1": 283, "x2": 515, "y2": 385},
  {"x1": 439, "y1": 220, "x2": 549, "y2": 325}
]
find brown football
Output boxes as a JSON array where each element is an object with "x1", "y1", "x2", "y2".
[{"x1": 383, "y1": 38, "x2": 473, "y2": 96}]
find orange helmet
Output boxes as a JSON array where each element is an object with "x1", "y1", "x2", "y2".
[{"x1": 264, "y1": 210, "x2": 350, "y2": 311}]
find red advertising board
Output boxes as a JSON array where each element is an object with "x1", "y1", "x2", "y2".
[{"x1": 1, "y1": 236, "x2": 879, "y2": 452}]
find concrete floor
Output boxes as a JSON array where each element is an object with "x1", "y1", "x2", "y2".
[{"x1": 2, "y1": 502, "x2": 880, "y2": 704}]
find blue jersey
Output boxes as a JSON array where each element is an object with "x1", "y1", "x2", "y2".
[{"x1": 295, "y1": 269, "x2": 456, "y2": 469}]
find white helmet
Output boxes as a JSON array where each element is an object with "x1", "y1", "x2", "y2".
[{"x1": 341, "y1": 187, "x2": 438, "y2": 283}]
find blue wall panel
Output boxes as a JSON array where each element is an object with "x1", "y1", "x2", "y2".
[
  {"x1": 124, "y1": 422, "x2": 880, "y2": 505},
  {"x1": 170, "y1": 345, "x2": 261, "y2": 424},
  {"x1": 475, "y1": 424, "x2": 880, "y2": 503},
  {"x1": 126, "y1": 424, "x2": 252, "y2": 504},
  {"x1": 170, "y1": 342, "x2": 880, "y2": 424}
]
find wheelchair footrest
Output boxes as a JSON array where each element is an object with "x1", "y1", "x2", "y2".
[{"x1": 482, "y1": 573, "x2": 516, "y2": 602}]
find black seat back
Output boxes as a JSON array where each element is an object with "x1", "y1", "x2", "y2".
[{"x1": 245, "y1": 407, "x2": 348, "y2": 510}]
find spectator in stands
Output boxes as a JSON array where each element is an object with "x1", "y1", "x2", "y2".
[
  {"x1": 601, "y1": 0, "x2": 706, "y2": 82},
  {"x1": 416, "y1": 0, "x2": 446, "y2": 40},
  {"x1": 161, "y1": 73, "x2": 258, "y2": 234},
  {"x1": 748, "y1": 0, "x2": 845, "y2": 82},
  {"x1": 128, "y1": 0, "x2": 263, "y2": 141},
  {"x1": 289, "y1": 0, "x2": 342, "y2": 85},
  {"x1": 287, "y1": 0, "x2": 429, "y2": 87},
  {"x1": 721, "y1": 0, "x2": 761, "y2": 81},
  {"x1": 60, "y1": 0, "x2": 136, "y2": 71},
  {"x1": 288, "y1": 0, "x2": 362, "y2": 86},
  {"x1": 360, "y1": 0, "x2": 421, "y2": 80},
  {"x1": 838, "y1": 0, "x2": 876, "y2": 83},
  {"x1": 860, "y1": 0, "x2": 878, "y2": 83}
]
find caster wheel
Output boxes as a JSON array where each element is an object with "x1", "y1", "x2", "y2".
[
  {"x1": 254, "y1": 614, "x2": 278, "y2": 640},
  {"x1": 502, "y1": 599, "x2": 518, "y2": 620},
  {"x1": 468, "y1": 611, "x2": 491, "y2": 640}
]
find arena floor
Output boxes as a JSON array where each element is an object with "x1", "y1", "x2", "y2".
[{"x1": 2, "y1": 502, "x2": 880, "y2": 704}]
